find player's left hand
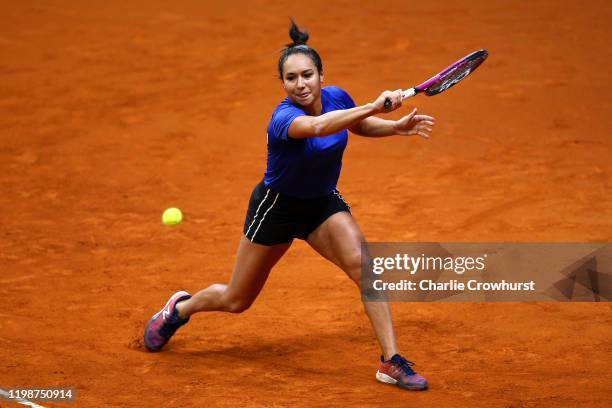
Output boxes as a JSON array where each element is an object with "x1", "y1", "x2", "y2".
[{"x1": 393, "y1": 108, "x2": 435, "y2": 139}]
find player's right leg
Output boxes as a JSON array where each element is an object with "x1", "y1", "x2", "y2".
[
  {"x1": 178, "y1": 236, "x2": 291, "y2": 315},
  {"x1": 143, "y1": 236, "x2": 290, "y2": 351}
]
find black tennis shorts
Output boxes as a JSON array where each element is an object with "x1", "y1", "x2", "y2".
[{"x1": 243, "y1": 180, "x2": 352, "y2": 246}]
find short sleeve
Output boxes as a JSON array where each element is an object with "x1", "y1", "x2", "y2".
[
  {"x1": 267, "y1": 101, "x2": 305, "y2": 143},
  {"x1": 338, "y1": 87, "x2": 356, "y2": 109},
  {"x1": 325, "y1": 86, "x2": 356, "y2": 110}
]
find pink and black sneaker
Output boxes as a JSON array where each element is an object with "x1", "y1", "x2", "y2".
[
  {"x1": 143, "y1": 291, "x2": 192, "y2": 352},
  {"x1": 376, "y1": 354, "x2": 428, "y2": 390}
]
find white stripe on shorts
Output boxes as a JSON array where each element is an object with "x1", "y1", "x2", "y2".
[
  {"x1": 333, "y1": 189, "x2": 351, "y2": 211},
  {"x1": 245, "y1": 188, "x2": 270, "y2": 237},
  {"x1": 250, "y1": 192, "x2": 280, "y2": 242}
]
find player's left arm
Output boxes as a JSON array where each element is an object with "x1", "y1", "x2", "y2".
[{"x1": 349, "y1": 108, "x2": 436, "y2": 139}]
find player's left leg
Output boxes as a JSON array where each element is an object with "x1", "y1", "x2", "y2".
[{"x1": 306, "y1": 211, "x2": 428, "y2": 390}]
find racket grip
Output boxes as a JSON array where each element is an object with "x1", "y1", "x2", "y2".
[
  {"x1": 402, "y1": 88, "x2": 417, "y2": 100},
  {"x1": 383, "y1": 88, "x2": 416, "y2": 110}
]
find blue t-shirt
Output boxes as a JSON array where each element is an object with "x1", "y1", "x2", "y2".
[{"x1": 263, "y1": 86, "x2": 356, "y2": 198}]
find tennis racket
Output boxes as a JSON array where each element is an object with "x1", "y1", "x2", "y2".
[{"x1": 384, "y1": 49, "x2": 488, "y2": 109}]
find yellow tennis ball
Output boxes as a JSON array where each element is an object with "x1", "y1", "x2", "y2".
[{"x1": 162, "y1": 207, "x2": 183, "y2": 226}]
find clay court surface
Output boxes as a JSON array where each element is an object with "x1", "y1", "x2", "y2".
[{"x1": 1, "y1": 1, "x2": 611, "y2": 407}]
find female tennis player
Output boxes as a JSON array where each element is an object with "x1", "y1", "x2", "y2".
[{"x1": 144, "y1": 20, "x2": 435, "y2": 391}]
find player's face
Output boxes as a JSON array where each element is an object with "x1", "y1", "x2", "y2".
[{"x1": 281, "y1": 54, "x2": 322, "y2": 109}]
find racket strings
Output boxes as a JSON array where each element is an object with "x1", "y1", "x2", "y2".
[{"x1": 426, "y1": 57, "x2": 486, "y2": 95}]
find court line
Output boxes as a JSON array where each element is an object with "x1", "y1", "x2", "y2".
[{"x1": 0, "y1": 388, "x2": 48, "y2": 408}]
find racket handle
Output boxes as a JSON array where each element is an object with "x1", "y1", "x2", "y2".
[
  {"x1": 383, "y1": 88, "x2": 417, "y2": 110},
  {"x1": 402, "y1": 88, "x2": 417, "y2": 100}
]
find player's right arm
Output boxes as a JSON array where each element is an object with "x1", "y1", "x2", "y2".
[{"x1": 287, "y1": 90, "x2": 402, "y2": 139}]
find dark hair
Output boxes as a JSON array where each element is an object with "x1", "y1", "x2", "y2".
[{"x1": 277, "y1": 19, "x2": 323, "y2": 79}]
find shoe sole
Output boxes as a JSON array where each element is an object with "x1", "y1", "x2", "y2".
[{"x1": 376, "y1": 371, "x2": 428, "y2": 391}]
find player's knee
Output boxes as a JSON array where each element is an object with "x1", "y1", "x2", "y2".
[
  {"x1": 222, "y1": 295, "x2": 253, "y2": 314},
  {"x1": 342, "y1": 251, "x2": 363, "y2": 282},
  {"x1": 225, "y1": 301, "x2": 252, "y2": 314}
]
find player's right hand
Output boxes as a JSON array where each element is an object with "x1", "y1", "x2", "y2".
[{"x1": 372, "y1": 89, "x2": 403, "y2": 113}]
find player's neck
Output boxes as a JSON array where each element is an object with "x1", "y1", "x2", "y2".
[{"x1": 304, "y1": 98, "x2": 322, "y2": 116}]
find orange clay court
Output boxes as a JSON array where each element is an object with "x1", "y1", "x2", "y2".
[{"x1": 1, "y1": 1, "x2": 611, "y2": 407}]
